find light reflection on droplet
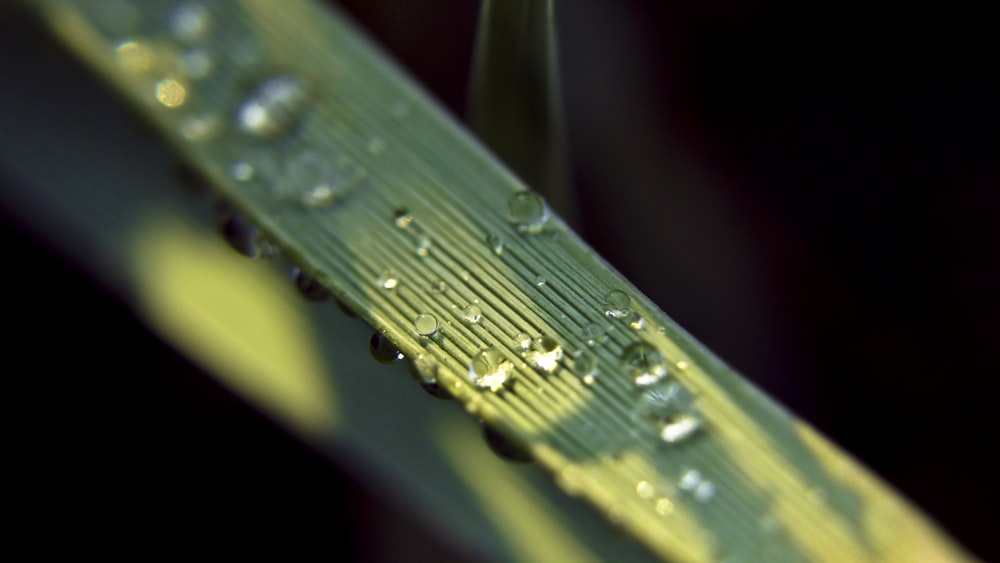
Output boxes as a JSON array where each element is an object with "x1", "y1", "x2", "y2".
[{"x1": 155, "y1": 78, "x2": 187, "y2": 108}]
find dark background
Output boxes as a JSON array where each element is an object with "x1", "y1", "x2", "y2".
[{"x1": 6, "y1": 0, "x2": 997, "y2": 560}]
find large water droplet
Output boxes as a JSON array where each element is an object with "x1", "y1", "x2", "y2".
[
  {"x1": 414, "y1": 313, "x2": 439, "y2": 336},
  {"x1": 603, "y1": 289, "x2": 631, "y2": 318},
  {"x1": 215, "y1": 204, "x2": 271, "y2": 258},
  {"x1": 377, "y1": 269, "x2": 400, "y2": 290},
  {"x1": 621, "y1": 342, "x2": 669, "y2": 387},
  {"x1": 370, "y1": 332, "x2": 404, "y2": 364},
  {"x1": 168, "y1": 2, "x2": 211, "y2": 43},
  {"x1": 236, "y1": 75, "x2": 308, "y2": 139},
  {"x1": 483, "y1": 424, "x2": 532, "y2": 462},
  {"x1": 634, "y1": 381, "x2": 702, "y2": 443},
  {"x1": 461, "y1": 304, "x2": 482, "y2": 323},
  {"x1": 468, "y1": 347, "x2": 512, "y2": 391},
  {"x1": 508, "y1": 191, "x2": 549, "y2": 233},
  {"x1": 292, "y1": 268, "x2": 329, "y2": 301},
  {"x1": 580, "y1": 323, "x2": 607, "y2": 346},
  {"x1": 529, "y1": 335, "x2": 563, "y2": 373},
  {"x1": 625, "y1": 311, "x2": 645, "y2": 330},
  {"x1": 281, "y1": 151, "x2": 353, "y2": 208}
]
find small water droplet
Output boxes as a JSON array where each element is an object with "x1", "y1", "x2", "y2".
[
  {"x1": 603, "y1": 289, "x2": 631, "y2": 318},
  {"x1": 410, "y1": 354, "x2": 449, "y2": 399},
  {"x1": 534, "y1": 275, "x2": 547, "y2": 287},
  {"x1": 370, "y1": 332, "x2": 404, "y2": 364},
  {"x1": 414, "y1": 313, "x2": 439, "y2": 336},
  {"x1": 178, "y1": 114, "x2": 219, "y2": 141},
  {"x1": 626, "y1": 311, "x2": 645, "y2": 330},
  {"x1": 529, "y1": 335, "x2": 563, "y2": 373},
  {"x1": 236, "y1": 75, "x2": 308, "y2": 139},
  {"x1": 414, "y1": 235, "x2": 431, "y2": 257},
  {"x1": 460, "y1": 271, "x2": 471, "y2": 282},
  {"x1": 508, "y1": 191, "x2": 550, "y2": 233},
  {"x1": 430, "y1": 280, "x2": 448, "y2": 293},
  {"x1": 468, "y1": 347, "x2": 512, "y2": 392},
  {"x1": 679, "y1": 469, "x2": 702, "y2": 491},
  {"x1": 483, "y1": 424, "x2": 532, "y2": 462},
  {"x1": 393, "y1": 208, "x2": 414, "y2": 229},
  {"x1": 514, "y1": 332, "x2": 532, "y2": 351},
  {"x1": 215, "y1": 204, "x2": 270, "y2": 258},
  {"x1": 694, "y1": 481, "x2": 716, "y2": 502},
  {"x1": 168, "y1": 2, "x2": 211, "y2": 43},
  {"x1": 580, "y1": 323, "x2": 607, "y2": 346},
  {"x1": 115, "y1": 40, "x2": 153, "y2": 73},
  {"x1": 461, "y1": 304, "x2": 482, "y2": 323},
  {"x1": 155, "y1": 78, "x2": 187, "y2": 108},
  {"x1": 621, "y1": 342, "x2": 669, "y2": 387},
  {"x1": 486, "y1": 233, "x2": 504, "y2": 255},
  {"x1": 376, "y1": 269, "x2": 400, "y2": 289},
  {"x1": 575, "y1": 353, "x2": 598, "y2": 385},
  {"x1": 661, "y1": 415, "x2": 702, "y2": 444},
  {"x1": 635, "y1": 480, "x2": 656, "y2": 500},
  {"x1": 282, "y1": 152, "x2": 356, "y2": 208},
  {"x1": 177, "y1": 47, "x2": 213, "y2": 79},
  {"x1": 676, "y1": 360, "x2": 690, "y2": 370},
  {"x1": 655, "y1": 497, "x2": 674, "y2": 516},
  {"x1": 230, "y1": 160, "x2": 254, "y2": 181},
  {"x1": 292, "y1": 267, "x2": 330, "y2": 301}
]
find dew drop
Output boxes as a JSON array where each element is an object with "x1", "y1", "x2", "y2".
[
  {"x1": 635, "y1": 480, "x2": 656, "y2": 500},
  {"x1": 661, "y1": 415, "x2": 702, "y2": 444},
  {"x1": 603, "y1": 289, "x2": 631, "y2": 318},
  {"x1": 236, "y1": 75, "x2": 308, "y2": 139},
  {"x1": 215, "y1": 204, "x2": 271, "y2": 258},
  {"x1": 655, "y1": 497, "x2": 674, "y2": 516},
  {"x1": 283, "y1": 152, "x2": 355, "y2": 208},
  {"x1": 514, "y1": 332, "x2": 532, "y2": 351},
  {"x1": 230, "y1": 160, "x2": 254, "y2": 181},
  {"x1": 508, "y1": 191, "x2": 550, "y2": 233},
  {"x1": 430, "y1": 280, "x2": 448, "y2": 293},
  {"x1": 483, "y1": 424, "x2": 532, "y2": 463},
  {"x1": 626, "y1": 311, "x2": 645, "y2": 330},
  {"x1": 369, "y1": 332, "x2": 404, "y2": 364},
  {"x1": 291, "y1": 268, "x2": 330, "y2": 301},
  {"x1": 621, "y1": 341, "x2": 669, "y2": 387},
  {"x1": 393, "y1": 208, "x2": 414, "y2": 229},
  {"x1": 678, "y1": 469, "x2": 702, "y2": 491},
  {"x1": 534, "y1": 275, "x2": 547, "y2": 287},
  {"x1": 178, "y1": 114, "x2": 219, "y2": 141},
  {"x1": 115, "y1": 40, "x2": 153, "y2": 73},
  {"x1": 414, "y1": 235, "x2": 431, "y2": 257},
  {"x1": 414, "y1": 313, "x2": 439, "y2": 336},
  {"x1": 410, "y1": 354, "x2": 449, "y2": 399},
  {"x1": 694, "y1": 481, "x2": 717, "y2": 503},
  {"x1": 377, "y1": 269, "x2": 400, "y2": 290},
  {"x1": 529, "y1": 335, "x2": 563, "y2": 373},
  {"x1": 461, "y1": 304, "x2": 482, "y2": 323},
  {"x1": 155, "y1": 78, "x2": 187, "y2": 108},
  {"x1": 168, "y1": 2, "x2": 211, "y2": 43},
  {"x1": 580, "y1": 323, "x2": 607, "y2": 346},
  {"x1": 575, "y1": 353, "x2": 598, "y2": 385},
  {"x1": 486, "y1": 233, "x2": 504, "y2": 255},
  {"x1": 178, "y1": 47, "x2": 213, "y2": 79},
  {"x1": 468, "y1": 347, "x2": 512, "y2": 392}
]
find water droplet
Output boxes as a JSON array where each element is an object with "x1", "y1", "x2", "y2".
[
  {"x1": 115, "y1": 40, "x2": 153, "y2": 73},
  {"x1": 529, "y1": 335, "x2": 563, "y2": 373},
  {"x1": 430, "y1": 280, "x2": 448, "y2": 293},
  {"x1": 694, "y1": 481, "x2": 716, "y2": 502},
  {"x1": 483, "y1": 424, "x2": 532, "y2": 462},
  {"x1": 282, "y1": 152, "x2": 355, "y2": 208},
  {"x1": 676, "y1": 360, "x2": 690, "y2": 370},
  {"x1": 575, "y1": 353, "x2": 598, "y2": 385},
  {"x1": 514, "y1": 332, "x2": 532, "y2": 351},
  {"x1": 678, "y1": 469, "x2": 702, "y2": 491},
  {"x1": 661, "y1": 415, "x2": 702, "y2": 444},
  {"x1": 580, "y1": 323, "x2": 607, "y2": 346},
  {"x1": 655, "y1": 497, "x2": 674, "y2": 515},
  {"x1": 292, "y1": 268, "x2": 329, "y2": 301},
  {"x1": 534, "y1": 275, "x2": 547, "y2": 287},
  {"x1": 367, "y1": 136, "x2": 387, "y2": 155},
  {"x1": 369, "y1": 332, "x2": 404, "y2": 364},
  {"x1": 410, "y1": 354, "x2": 449, "y2": 399},
  {"x1": 414, "y1": 235, "x2": 431, "y2": 257},
  {"x1": 215, "y1": 204, "x2": 270, "y2": 258},
  {"x1": 236, "y1": 75, "x2": 308, "y2": 139},
  {"x1": 178, "y1": 114, "x2": 219, "y2": 141},
  {"x1": 634, "y1": 381, "x2": 702, "y2": 443},
  {"x1": 461, "y1": 304, "x2": 482, "y2": 323},
  {"x1": 626, "y1": 311, "x2": 645, "y2": 330},
  {"x1": 168, "y1": 2, "x2": 211, "y2": 43},
  {"x1": 508, "y1": 191, "x2": 550, "y2": 233},
  {"x1": 414, "y1": 313, "x2": 438, "y2": 336},
  {"x1": 468, "y1": 347, "x2": 512, "y2": 392},
  {"x1": 635, "y1": 480, "x2": 655, "y2": 500},
  {"x1": 621, "y1": 342, "x2": 669, "y2": 387},
  {"x1": 377, "y1": 269, "x2": 400, "y2": 290},
  {"x1": 486, "y1": 233, "x2": 504, "y2": 255},
  {"x1": 155, "y1": 78, "x2": 187, "y2": 108},
  {"x1": 393, "y1": 208, "x2": 414, "y2": 229},
  {"x1": 230, "y1": 160, "x2": 254, "y2": 181},
  {"x1": 178, "y1": 47, "x2": 213, "y2": 79},
  {"x1": 603, "y1": 289, "x2": 631, "y2": 318}
]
